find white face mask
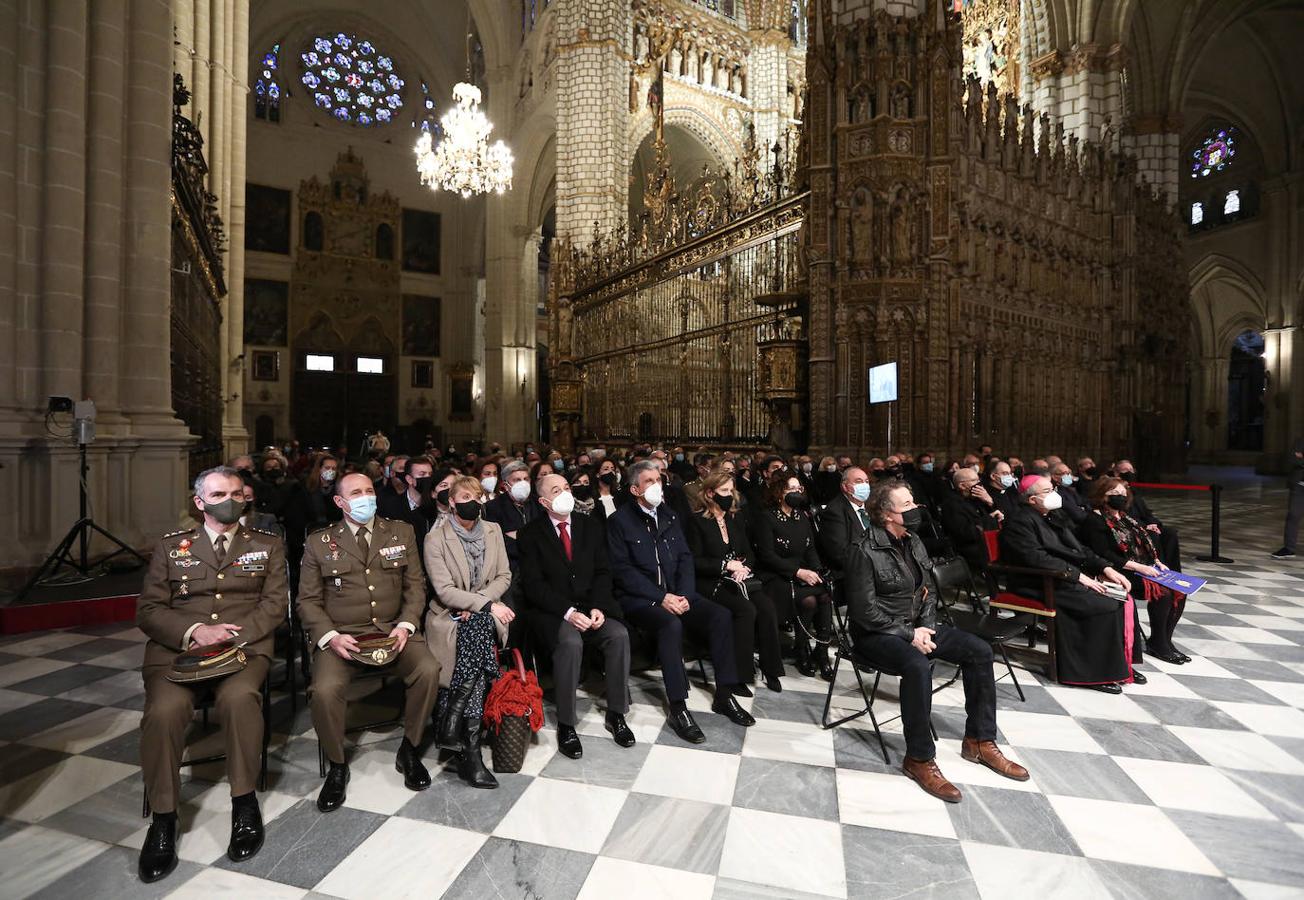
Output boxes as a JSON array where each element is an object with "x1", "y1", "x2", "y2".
[
  {"x1": 509, "y1": 480, "x2": 531, "y2": 502},
  {"x1": 481, "y1": 475, "x2": 499, "y2": 494},
  {"x1": 1040, "y1": 490, "x2": 1063, "y2": 512},
  {"x1": 642, "y1": 481, "x2": 664, "y2": 508},
  {"x1": 549, "y1": 491, "x2": 575, "y2": 517},
  {"x1": 802, "y1": 463, "x2": 813, "y2": 474},
  {"x1": 824, "y1": 465, "x2": 837, "y2": 473},
  {"x1": 321, "y1": 468, "x2": 337, "y2": 483}
]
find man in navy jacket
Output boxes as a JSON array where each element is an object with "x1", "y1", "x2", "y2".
[{"x1": 606, "y1": 460, "x2": 755, "y2": 744}]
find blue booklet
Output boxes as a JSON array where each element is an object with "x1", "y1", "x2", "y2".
[{"x1": 1141, "y1": 570, "x2": 1207, "y2": 596}]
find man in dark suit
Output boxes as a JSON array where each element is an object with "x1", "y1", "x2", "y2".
[
  {"x1": 1050, "y1": 463, "x2": 1089, "y2": 526},
  {"x1": 817, "y1": 466, "x2": 872, "y2": 577},
  {"x1": 376, "y1": 455, "x2": 436, "y2": 553},
  {"x1": 939, "y1": 466, "x2": 1002, "y2": 574},
  {"x1": 374, "y1": 454, "x2": 409, "y2": 506},
  {"x1": 520, "y1": 474, "x2": 634, "y2": 759},
  {"x1": 607, "y1": 460, "x2": 754, "y2": 744},
  {"x1": 484, "y1": 459, "x2": 539, "y2": 569},
  {"x1": 1111, "y1": 459, "x2": 1182, "y2": 570}
]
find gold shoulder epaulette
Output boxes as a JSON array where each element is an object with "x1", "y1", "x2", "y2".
[{"x1": 162, "y1": 528, "x2": 196, "y2": 539}]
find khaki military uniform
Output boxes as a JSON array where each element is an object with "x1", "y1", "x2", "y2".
[
  {"x1": 297, "y1": 516, "x2": 439, "y2": 764},
  {"x1": 136, "y1": 525, "x2": 289, "y2": 814}
]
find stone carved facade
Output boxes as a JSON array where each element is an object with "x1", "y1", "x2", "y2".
[{"x1": 806, "y1": 1, "x2": 1189, "y2": 467}]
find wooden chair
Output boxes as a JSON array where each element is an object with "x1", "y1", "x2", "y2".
[{"x1": 982, "y1": 528, "x2": 1062, "y2": 683}]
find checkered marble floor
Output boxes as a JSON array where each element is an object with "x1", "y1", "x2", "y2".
[{"x1": 3, "y1": 479, "x2": 1304, "y2": 899}]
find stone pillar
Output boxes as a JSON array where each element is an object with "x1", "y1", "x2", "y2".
[
  {"x1": 746, "y1": 33, "x2": 788, "y2": 168},
  {"x1": 1122, "y1": 115, "x2": 1180, "y2": 207},
  {"x1": 0, "y1": 0, "x2": 17, "y2": 414},
  {"x1": 223, "y1": 0, "x2": 250, "y2": 455},
  {"x1": 1259, "y1": 174, "x2": 1302, "y2": 471},
  {"x1": 555, "y1": 0, "x2": 631, "y2": 236}
]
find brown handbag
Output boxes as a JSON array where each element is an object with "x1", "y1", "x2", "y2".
[
  {"x1": 166, "y1": 640, "x2": 248, "y2": 684},
  {"x1": 347, "y1": 632, "x2": 401, "y2": 666}
]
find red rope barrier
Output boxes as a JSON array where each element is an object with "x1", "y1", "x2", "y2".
[{"x1": 1128, "y1": 482, "x2": 1211, "y2": 492}]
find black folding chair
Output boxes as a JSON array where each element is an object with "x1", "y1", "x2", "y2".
[{"x1": 929, "y1": 554, "x2": 1030, "y2": 702}]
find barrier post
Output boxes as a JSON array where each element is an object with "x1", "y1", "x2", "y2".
[{"x1": 1195, "y1": 483, "x2": 1235, "y2": 564}]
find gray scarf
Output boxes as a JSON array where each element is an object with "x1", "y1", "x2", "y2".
[{"x1": 451, "y1": 517, "x2": 486, "y2": 589}]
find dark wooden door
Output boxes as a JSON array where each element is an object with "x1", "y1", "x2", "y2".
[{"x1": 292, "y1": 354, "x2": 396, "y2": 451}]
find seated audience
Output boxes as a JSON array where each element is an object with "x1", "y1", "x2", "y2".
[
  {"x1": 811, "y1": 455, "x2": 842, "y2": 505},
  {"x1": 939, "y1": 466, "x2": 1001, "y2": 573},
  {"x1": 754, "y1": 472, "x2": 834, "y2": 680},
  {"x1": 519, "y1": 474, "x2": 633, "y2": 759},
  {"x1": 377, "y1": 454, "x2": 437, "y2": 548},
  {"x1": 1111, "y1": 459, "x2": 1182, "y2": 570},
  {"x1": 817, "y1": 466, "x2": 872, "y2": 579},
  {"x1": 983, "y1": 458, "x2": 1020, "y2": 517},
  {"x1": 606, "y1": 460, "x2": 756, "y2": 744},
  {"x1": 685, "y1": 472, "x2": 783, "y2": 693},
  {"x1": 1050, "y1": 462, "x2": 1090, "y2": 525},
  {"x1": 1081, "y1": 477, "x2": 1189, "y2": 666},
  {"x1": 567, "y1": 468, "x2": 605, "y2": 524},
  {"x1": 999, "y1": 476, "x2": 1135, "y2": 693},
  {"x1": 306, "y1": 454, "x2": 343, "y2": 530},
  {"x1": 1074, "y1": 456, "x2": 1099, "y2": 497},
  {"x1": 423, "y1": 476, "x2": 515, "y2": 788},
  {"x1": 844, "y1": 482, "x2": 1029, "y2": 803},
  {"x1": 485, "y1": 459, "x2": 540, "y2": 569}
]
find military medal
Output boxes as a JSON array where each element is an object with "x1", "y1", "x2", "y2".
[
  {"x1": 328, "y1": 540, "x2": 340, "y2": 561},
  {"x1": 178, "y1": 580, "x2": 189, "y2": 597},
  {"x1": 170, "y1": 537, "x2": 193, "y2": 560}
]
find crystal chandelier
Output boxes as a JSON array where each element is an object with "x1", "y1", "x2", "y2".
[{"x1": 413, "y1": 81, "x2": 513, "y2": 197}]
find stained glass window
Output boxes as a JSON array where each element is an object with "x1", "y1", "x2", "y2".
[
  {"x1": 1223, "y1": 190, "x2": 1240, "y2": 216},
  {"x1": 1190, "y1": 127, "x2": 1235, "y2": 178},
  {"x1": 1190, "y1": 202, "x2": 1203, "y2": 226},
  {"x1": 300, "y1": 32, "x2": 403, "y2": 126},
  {"x1": 412, "y1": 81, "x2": 438, "y2": 134},
  {"x1": 254, "y1": 43, "x2": 283, "y2": 122}
]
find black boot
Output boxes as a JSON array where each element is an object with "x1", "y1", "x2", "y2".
[
  {"x1": 456, "y1": 721, "x2": 498, "y2": 789},
  {"x1": 436, "y1": 674, "x2": 480, "y2": 751},
  {"x1": 138, "y1": 814, "x2": 178, "y2": 883},
  {"x1": 813, "y1": 643, "x2": 835, "y2": 682},
  {"x1": 794, "y1": 635, "x2": 818, "y2": 678}
]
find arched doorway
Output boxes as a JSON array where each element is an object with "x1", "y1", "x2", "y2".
[
  {"x1": 1227, "y1": 329, "x2": 1265, "y2": 451},
  {"x1": 629, "y1": 123, "x2": 726, "y2": 227}
]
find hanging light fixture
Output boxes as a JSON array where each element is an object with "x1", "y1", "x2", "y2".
[{"x1": 414, "y1": 19, "x2": 512, "y2": 197}]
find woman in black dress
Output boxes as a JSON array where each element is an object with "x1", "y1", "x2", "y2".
[
  {"x1": 1080, "y1": 476, "x2": 1190, "y2": 666},
  {"x1": 686, "y1": 472, "x2": 784, "y2": 693},
  {"x1": 753, "y1": 472, "x2": 835, "y2": 680}
]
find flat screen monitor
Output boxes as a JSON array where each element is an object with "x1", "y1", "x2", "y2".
[{"x1": 868, "y1": 362, "x2": 898, "y2": 404}]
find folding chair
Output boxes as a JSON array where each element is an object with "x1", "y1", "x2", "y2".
[
  {"x1": 983, "y1": 528, "x2": 1062, "y2": 683},
  {"x1": 820, "y1": 600, "x2": 935, "y2": 765},
  {"x1": 142, "y1": 670, "x2": 272, "y2": 817},
  {"x1": 930, "y1": 554, "x2": 1030, "y2": 701}
]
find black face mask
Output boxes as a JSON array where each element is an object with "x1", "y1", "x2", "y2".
[
  {"x1": 599, "y1": 472, "x2": 618, "y2": 488},
  {"x1": 1118, "y1": 471, "x2": 1135, "y2": 483},
  {"x1": 871, "y1": 469, "x2": 886, "y2": 479},
  {"x1": 714, "y1": 493, "x2": 734, "y2": 511},
  {"x1": 1106, "y1": 494, "x2": 1129, "y2": 511},
  {"x1": 1083, "y1": 466, "x2": 1098, "y2": 479},
  {"x1": 436, "y1": 487, "x2": 451, "y2": 508},
  {"x1": 784, "y1": 491, "x2": 809, "y2": 510},
  {"x1": 263, "y1": 469, "x2": 283, "y2": 482},
  {"x1": 885, "y1": 466, "x2": 902, "y2": 478},
  {"x1": 572, "y1": 484, "x2": 592, "y2": 501},
  {"x1": 454, "y1": 500, "x2": 482, "y2": 521},
  {"x1": 902, "y1": 508, "x2": 924, "y2": 531},
  {"x1": 413, "y1": 476, "x2": 433, "y2": 494}
]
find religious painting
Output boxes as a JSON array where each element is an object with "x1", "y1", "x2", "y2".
[
  {"x1": 402, "y1": 208, "x2": 441, "y2": 273},
  {"x1": 245, "y1": 184, "x2": 291, "y2": 254},
  {"x1": 251, "y1": 350, "x2": 279, "y2": 382},
  {"x1": 402, "y1": 294, "x2": 441, "y2": 357},
  {"x1": 243, "y1": 278, "x2": 289, "y2": 345},
  {"x1": 411, "y1": 360, "x2": 434, "y2": 389}
]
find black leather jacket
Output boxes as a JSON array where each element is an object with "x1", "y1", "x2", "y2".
[{"x1": 844, "y1": 524, "x2": 935, "y2": 640}]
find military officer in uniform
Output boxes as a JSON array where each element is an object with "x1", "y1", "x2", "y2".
[
  {"x1": 297, "y1": 472, "x2": 439, "y2": 812},
  {"x1": 136, "y1": 466, "x2": 289, "y2": 883}
]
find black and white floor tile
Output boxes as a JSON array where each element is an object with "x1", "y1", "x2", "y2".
[{"x1": 2, "y1": 481, "x2": 1304, "y2": 898}]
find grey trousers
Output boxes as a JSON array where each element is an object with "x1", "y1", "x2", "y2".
[{"x1": 553, "y1": 618, "x2": 631, "y2": 727}]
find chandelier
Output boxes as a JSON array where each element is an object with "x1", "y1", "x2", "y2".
[{"x1": 413, "y1": 81, "x2": 513, "y2": 197}]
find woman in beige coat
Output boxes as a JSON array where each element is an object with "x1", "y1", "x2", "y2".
[{"x1": 423, "y1": 475, "x2": 514, "y2": 788}]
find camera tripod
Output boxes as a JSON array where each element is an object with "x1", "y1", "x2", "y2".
[{"x1": 15, "y1": 441, "x2": 147, "y2": 602}]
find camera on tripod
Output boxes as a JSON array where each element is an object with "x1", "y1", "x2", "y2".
[{"x1": 47, "y1": 395, "x2": 96, "y2": 444}]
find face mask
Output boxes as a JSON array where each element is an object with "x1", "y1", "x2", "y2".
[
  {"x1": 204, "y1": 497, "x2": 244, "y2": 525},
  {"x1": 348, "y1": 495, "x2": 377, "y2": 523},
  {"x1": 871, "y1": 470, "x2": 885, "y2": 479},
  {"x1": 321, "y1": 468, "x2": 337, "y2": 483},
  {"x1": 1041, "y1": 490, "x2": 1063, "y2": 512},
  {"x1": 785, "y1": 491, "x2": 809, "y2": 510},
  {"x1": 642, "y1": 481, "x2": 664, "y2": 507},
  {"x1": 383, "y1": 466, "x2": 392, "y2": 479},
  {"x1": 243, "y1": 499, "x2": 254, "y2": 515},
  {"x1": 572, "y1": 484, "x2": 592, "y2": 501},
  {"x1": 509, "y1": 480, "x2": 532, "y2": 502},
  {"x1": 1059, "y1": 474, "x2": 1074, "y2": 487},
  {"x1": 413, "y1": 476, "x2": 433, "y2": 494},
  {"x1": 455, "y1": 500, "x2": 482, "y2": 521},
  {"x1": 552, "y1": 459, "x2": 565, "y2": 471},
  {"x1": 436, "y1": 487, "x2": 451, "y2": 508},
  {"x1": 550, "y1": 491, "x2": 575, "y2": 516},
  {"x1": 802, "y1": 463, "x2": 813, "y2": 474},
  {"x1": 674, "y1": 453, "x2": 685, "y2": 462},
  {"x1": 481, "y1": 475, "x2": 499, "y2": 494},
  {"x1": 263, "y1": 469, "x2": 283, "y2": 482},
  {"x1": 526, "y1": 447, "x2": 535, "y2": 454},
  {"x1": 901, "y1": 508, "x2": 923, "y2": 531},
  {"x1": 999, "y1": 474, "x2": 1015, "y2": 489},
  {"x1": 1083, "y1": 466, "x2": 1098, "y2": 478},
  {"x1": 714, "y1": 492, "x2": 734, "y2": 511},
  {"x1": 1106, "y1": 494, "x2": 1129, "y2": 511},
  {"x1": 852, "y1": 482, "x2": 871, "y2": 503},
  {"x1": 920, "y1": 462, "x2": 934, "y2": 473},
  {"x1": 599, "y1": 472, "x2": 618, "y2": 488},
  {"x1": 824, "y1": 465, "x2": 837, "y2": 473},
  {"x1": 1119, "y1": 471, "x2": 1134, "y2": 483},
  {"x1": 1012, "y1": 466, "x2": 1025, "y2": 479},
  {"x1": 886, "y1": 466, "x2": 902, "y2": 478}
]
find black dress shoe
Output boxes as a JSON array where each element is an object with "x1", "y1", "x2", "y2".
[
  {"x1": 1131, "y1": 670, "x2": 1148, "y2": 685},
  {"x1": 668, "y1": 708, "x2": 705, "y2": 744},
  {"x1": 227, "y1": 802, "x2": 264, "y2": 863},
  {"x1": 605, "y1": 714, "x2": 636, "y2": 748},
  {"x1": 733, "y1": 683, "x2": 754, "y2": 698},
  {"x1": 796, "y1": 658, "x2": 819, "y2": 678},
  {"x1": 764, "y1": 675, "x2": 782, "y2": 693},
  {"x1": 396, "y1": 738, "x2": 431, "y2": 791},
  {"x1": 557, "y1": 724, "x2": 584, "y2": 759},
  {"x1": 138, "y1": 816, "x2": 178, "y2": 883},
  {"x1": 317, "y1": 764, "x2": 349, "y2": 812},
  {"x1": 1083, "y1": 683, "x2": 1123, "y2": 694},
  {"x1": 711, "y1": 694, "x2": 756, "y2": 727},
  {"x1": 1146, "y1": 646, "x2": 1186, "y2": 665}
]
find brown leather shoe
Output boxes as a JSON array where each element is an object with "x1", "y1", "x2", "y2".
[
  {"x1": 961, "y1": 738, "x2": 1030, "y2": 782},
  {"x1": 901, "y1": 756, "x2": 962, "y2": 803}
]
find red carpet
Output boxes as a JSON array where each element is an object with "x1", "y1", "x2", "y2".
[{"x1": 0, "y1": 594, "x2": 139, "y2": 635}]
